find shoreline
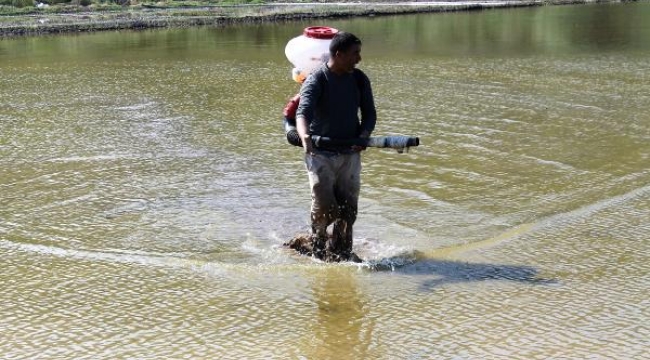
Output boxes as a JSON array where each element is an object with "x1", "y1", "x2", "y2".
[{"x1": 0, "y1": 0, "x2": 635, "y2": 37}]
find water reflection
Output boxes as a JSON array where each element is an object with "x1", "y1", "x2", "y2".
[
  {"x1": 300, "y1": 268, "x2": 375, "y2": 359},
  {"x1": 356, "y1": 2, "x2": 650, "y2": 57}
]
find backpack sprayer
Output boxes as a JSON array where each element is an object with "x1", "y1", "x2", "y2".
[
  {"x1": 284, "y1": 27, "x2": 420, "y2": 153},
  {"x1": 284, "y1": 119, "x2": 419, "y2": 153}
]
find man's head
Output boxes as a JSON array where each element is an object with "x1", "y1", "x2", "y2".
[{"x1": 328, "y1": 32, "x2": 362, "y2": 73}]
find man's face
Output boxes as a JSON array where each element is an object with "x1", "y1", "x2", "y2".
[{"x1": 336, "y1": 44, "x2": 362, "y2": 72}]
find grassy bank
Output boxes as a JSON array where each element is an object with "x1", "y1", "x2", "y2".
[{"x1": 0, "y1": 0, "x2": 635, "y2": 37}]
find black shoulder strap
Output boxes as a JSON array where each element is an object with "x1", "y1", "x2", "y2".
[{"x1": 318, "y1": 67, "x2": 365, "y2": 92}]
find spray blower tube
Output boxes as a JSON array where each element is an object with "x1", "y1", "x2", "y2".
[{"x1": 284, "y1": 119, "x2": 419, "y2": 150}]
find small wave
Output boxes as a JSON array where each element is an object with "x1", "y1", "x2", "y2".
[
  {"x1": 520, "y1": 154, "x2": 580, "y2": 172},
  {"x1": 114, "y1": 102, "x2": 156, "y2": 111},
  {"x1": 46, "y1": 154, "x2": 136, "y2": 163}
]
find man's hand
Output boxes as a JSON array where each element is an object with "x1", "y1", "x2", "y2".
[
  {"x1": 301, "y1": 134, "x2": 313, "y2": 154},
  {"x1": 352, "y1": 131, "x2": 370, "y2": 152}
]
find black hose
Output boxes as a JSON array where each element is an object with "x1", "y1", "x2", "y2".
[
  {"x1": 312, "y1": 135, "x2": 419, "y2": 148},
  {"x1": 284, "y1": 118, "x2": 303, "y2": 147}
]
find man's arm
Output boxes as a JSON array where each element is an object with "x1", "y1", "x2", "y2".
[
  {"x1": 296, "y1": 70, "x2": 322, "y2": 154},
  {"x1": 358, "y1": 72, "x2": 377, "y2": 138},
  {"x1": 351, "y1": 72, "x2": 376, "y2": 151},
  {"x1": 296, "y1": 115, "x2": 312, "y2": 154}
]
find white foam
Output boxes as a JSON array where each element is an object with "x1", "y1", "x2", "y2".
[{"x1": 353, "y1": 237, "x2": 418, "y2": 271}]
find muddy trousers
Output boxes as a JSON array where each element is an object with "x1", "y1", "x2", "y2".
[{"x1": 305, "y1": 151, "x2": 361, "y2": 257}]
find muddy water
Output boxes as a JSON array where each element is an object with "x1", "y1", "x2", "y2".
[{"x1": 1, "y1": 2, "x2": 649, "y2": 358}]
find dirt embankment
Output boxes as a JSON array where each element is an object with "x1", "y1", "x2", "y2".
[{"x1": 0, "y1": 0, "x2": 631, "y2": 37}]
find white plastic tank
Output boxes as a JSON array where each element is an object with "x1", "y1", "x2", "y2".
[{"x1": 285, "y1": 26, "x2": 339, "y2": 83}]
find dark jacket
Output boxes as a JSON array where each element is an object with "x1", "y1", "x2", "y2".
[{"x1": 296, "y1": 64, "x2": 376, "y2": 141}]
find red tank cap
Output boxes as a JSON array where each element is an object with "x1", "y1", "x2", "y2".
[{"x1": 303, "y1": 26, "x2": 339, "y2": 40}]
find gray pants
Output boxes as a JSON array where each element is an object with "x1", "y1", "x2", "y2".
[{"x1": 305, "y1": 151, "x2": 361, "y2": 257}]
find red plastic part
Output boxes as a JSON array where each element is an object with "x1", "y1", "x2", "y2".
[{"x1": 303, "y1": 26, "x2": 339, "y2": 40}]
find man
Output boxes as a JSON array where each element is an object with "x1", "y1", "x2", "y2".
[{"x1": 295, "y1": 31, "x2": 377, "y2": 262}]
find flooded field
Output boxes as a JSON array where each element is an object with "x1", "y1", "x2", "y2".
[{"x1": 1, "y1": 2, "x2": 649, "y2": 358}]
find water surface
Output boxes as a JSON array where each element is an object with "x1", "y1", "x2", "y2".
[{"x1": 1, "y1": 2, "x2": 649, "y2": 358}]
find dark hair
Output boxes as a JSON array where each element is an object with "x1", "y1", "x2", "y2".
[{"x1": 329, "y1": 32, "x2": 362, "y2": 56}]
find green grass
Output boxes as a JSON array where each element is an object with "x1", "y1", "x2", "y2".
[{"x1": 0, "y1": 0, "x2": 269, "y2": 15}]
